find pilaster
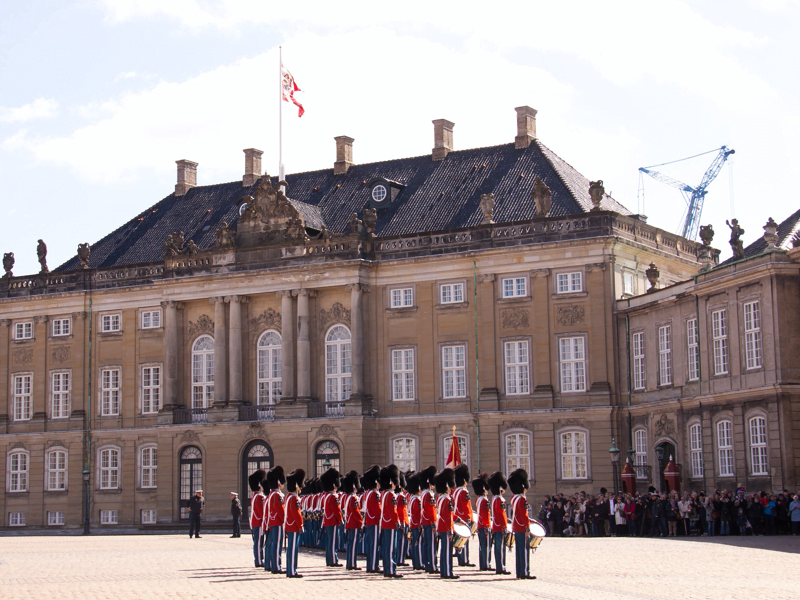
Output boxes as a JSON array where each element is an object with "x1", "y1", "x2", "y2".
[{"x1": 211, "y1": 297, "x2": 228, "y2": 407}]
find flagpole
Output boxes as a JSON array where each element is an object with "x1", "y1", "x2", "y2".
[{"x1": 279, "y1": 46, "x2": 284, "y2": 190}]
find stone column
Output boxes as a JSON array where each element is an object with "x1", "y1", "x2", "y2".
[
  {"x1": 211, "y1": 297, "x2": 228, "y2": 407},
  {"x1": 161, "y1": 301, "x2": 183, "y2": 410},
  {"x1": 294, "y1": 289, "x2": 316, "y2": 402},
  {"x1": 278, "y1": 291, "x2": 295, "y2": 401},
  {"x1": 345, "y1": 283, "x2": 370, "y2": 398},
  {"x1": 226, "y1": 295, "x2": 246, "y2": 405}
]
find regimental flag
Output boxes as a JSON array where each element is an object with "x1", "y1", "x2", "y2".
[
  {"x1": 281, "y1": 64, "x2": 305, "y2": 117},
  {"x1": 445, "y1": 427, "x2": 462, "y2": 469}
]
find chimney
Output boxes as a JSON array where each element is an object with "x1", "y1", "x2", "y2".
[
  {"x1": 174, "y1": 159, "x2": 198, "y2": 196},
  {"x1": 514, "y1": 106, "x2": 537, "y2": 149},
  {"x1": 243, "y1": 148, "x2": 263, "y2": 186},
  {"x1": 432, "y1": 119, "x2": 454, "y2": 161},
  {"x1": 334, "y1": 136, "x2": 354, "y2": 175}
]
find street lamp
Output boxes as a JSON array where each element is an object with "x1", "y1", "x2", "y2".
[
  {"x1": 609, "y1": 438, "x2": 620, "y2": 494},
  {"x1": 323, "y1": 456, "x2": 331, "y2": 470},
  {"x1": 82, "y1": 467, "x2": 91, "y2": 535},
  {"x1": 655, "y1": 445, "x2": 665, "y2": 492}
]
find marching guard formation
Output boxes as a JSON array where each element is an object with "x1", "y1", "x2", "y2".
[{"x1": 246, "y1": 463, "x2": 545, "y2": 580}]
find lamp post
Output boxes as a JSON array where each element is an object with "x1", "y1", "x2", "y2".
[
  {"x1": 609, "y1": 438, "x2": 620, "y2": 494},
  {"x1": 655, "y1": 444, "x2": 665, "y2": 491},
  {"x1": 323, "y1": 456, "x2": 331, "y2": 471},
  {"x1": 82, "y1": 467, "x2": 91, "y2": 535}
]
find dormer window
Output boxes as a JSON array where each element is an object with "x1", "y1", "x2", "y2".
[
  {"x1": 371, "y1": 185, "x2": 388, "y2": 203},
  {"x1": 368, "y1": 178, "x2": 404, "y2": 209}
]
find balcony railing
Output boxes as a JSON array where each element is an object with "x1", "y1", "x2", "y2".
[
  {"x1": 239, "y1": 404, "x2": 275, "y2": 422},
  {"x1": 308, "y1": 401, "x2": 345, "y2": 418},
  {"x1": 174, "y1": 407, "x2": 208, "y2": 424},
  {"x1": 635, "y1": 464, "x2": 652, "y2": 480}
]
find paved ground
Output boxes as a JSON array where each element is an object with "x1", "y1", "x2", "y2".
[{"x1": 1, "y1": 533, "x2": 798, "y2": 599}]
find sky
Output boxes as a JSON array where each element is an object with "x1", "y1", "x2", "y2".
[{"x1": 1, "y1": 0, "x2": 799, "y2": 275}]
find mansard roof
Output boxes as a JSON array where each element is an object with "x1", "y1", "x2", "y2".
[{"x1": 57, "y1": 139, "x2": 631, "y2": 271}]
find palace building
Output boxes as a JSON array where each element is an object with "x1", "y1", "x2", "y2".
[{"x1": 1, "y1": 106, "x2": 796, "y2": 531}]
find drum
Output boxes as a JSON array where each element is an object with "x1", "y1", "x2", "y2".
[
  {"x1": 528, "y1": 519, "x2": 547, "y2": 550},
  {"x1": 469, "y1": 512, "x2": 478, "y2": 535},
  {"x1": 503, "y1": 523, "x2": 515, "y2": 548},
  {"x1": 452, "y1": 523, "x2": 472, "y2": 550}
]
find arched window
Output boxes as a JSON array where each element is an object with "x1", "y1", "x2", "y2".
[
  {"x1": 191, "y1": 336, "x2": 214, "y2": 409},
  {"x1": 179, "y1": 446, "x2": 202, "y2": 520},
  {"x1": 99, "y1": 447, "x2": 120, "y2": 490},
  {"x1": 315, "y1": 440, "x2": 340, "y2": 476},
  {"x1": 8, "y1": 450, "x2": 29, "y2": 492},
  {"x1": 633, "y1": 429, "x2": 648, "y2": 479},
  {"x1": 325, "y1": 326, "x2": 351, "y2": 403},
  {"x1": 504, "y1": 431, "x2": 531, "y2": 475},
  {"x1": 46, "y1": 449, "x2": 67, "y2": 491},
  {"x1": 391, "y1": 436, "x2": 417, "y2": 472},
  {"x1": 748, "y1": 416, "x2": 768, "y2": 475},
  {"x1": 559, "y1": 430, "x2": 588, "y2": 480},
  {"x1": 716, "y1": 420, "x2": 734, "y2": 477},
  {"x1": 257, "y1": 331, "x2": 282, "y2": 405},
  {"x1": 241, "y1": 441, "x2": 273, "y2": 506},
  {"x1": 688, "y1": 422, "x2": 703, "y2": 479}
]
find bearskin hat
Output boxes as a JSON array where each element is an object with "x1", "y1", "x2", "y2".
[
  {"x1": 398, "y1": 470, "x2": 407, "y2": 491},
  {"x1": 406, "y1": 473, "x2": 421, "y2": 495},
  {"x1": 419, "y1": 465, "x2": 437, "y2": 488},
  {"x1": 286, "y1": 468, "x2": 305, "y2": 493},
  {"x1": 341, "y1": 470, "x2": 359, "y2": 495},
  {"x1": 266, "y1": 466, "x2": 286, "y2": 491},
  {"x1": 507, "y1": 468, "x2": 529, "y2": 495},
  {"x1": 434, "y1": 468, "x2": 456, "y2": 494},
  {"x1": 471, "y1": 473, "x2": 489, "y2": 496},
  {"x1": 248, "y1": 468, "x2": 267, "y2": 492},
  {"x1": 600, "y1": 487, "x2": 608, "y2": 495},
  {"x1": 363, "y1": 464, "x2": 381, "y2": 489},
  {"x1": 454, "y1": 464, "x2": 471, "y2": 487},
  {"x1": 380, "y1": 464, "x2": 400, "y2": 490},
  {"x1": 320, "y1": 467, "x2": 341, "y2": 492},
  {"x1": 488, "y1": 471, "x2": 507, "y2": 496}
]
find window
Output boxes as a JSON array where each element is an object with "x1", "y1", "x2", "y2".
[
  {"x1": 743, "y1": 301, "x2": 762, "y2": 370},
  {"x1": 257, "y1": 331, "x2": 282, "y2": 405},
  {"x1": 712, "y1": 309, "x2": 728, "y2": 375},
  {"x1": 51, "y1": 371, "x2": 70, "y2": 418},
  {"x1": 687, "y1": 318, "x2": 699, "y2": 381},
  {"x1": 557, "y1": 272, "x2": 582, "y2": 293},
  {"x1": 717, "y1": 420, "x2": 734, "y2": 477},
  {"x1": 325, "y1": 325, "x2": 351, "y2": 403},
  {"x1": 14, "y1": 321, "x2": 33, "y2": 340},
  {"x1": 315, "y1": 440, "x2": 341, "y2": 477},
  {"x1": 52, "y1": 318, "x2": 71, "y2": 336},
  {"x1": 658, "y1": 325, "x2": 672, "y2": 386},
  {"x1": 9, "y1": 451, "x2": 29, "y2": 492},
  {"x1": 101, "y1": 314, "x2": 121, "y2": 333},
  {"x1": 101, "y1": 368, "x2": 120, "y2": 416},
  {"x1": 392, "y1": 437, "x2": 417, "y2": 472},
  {"x1": 141, "y1": 509, "x2": 156, "y2": 524},
  {"x1": 504, "y1": 432, "x2": 531, "y2": 474},
  {"x1": 441, "y1": 344, "x2": 466, "y2": 398},
  {"x1": 559, "y1": 337, "x2": 586, "y2": 392},
  {"x1": 689, "y1": 423, "x2": 703, "y2": 479},
  {"x1": 47, "y1": 511, "x2": 65, "y2": 526},
  {"x1": 560, "y1": 431, "x2": 587, "y2": 479},
  {"x1": 443, "y1": 434, "x2": 468, "y2": 467},
  {"x1": 141, "y1": 309, "x2": 161, "y2": 329},
  {"x1": 13, "y1": 373, "x2": 32, "y2": 421},
  {"x1": 440, "y1": 282, "x2": 464, "y2": 304},
  {"x1": 99, "y1": 448, "x2": 120, "y2": 489},
  {"x1": 141, "y1": 447, "x2": 157, "y2": 488},
  {"x1": 504, "y1": 340, "x2": 530, "y2": 395},
  {"x1": 634, "y1": 429, "x2": 647, "y2": 479},
  {"x1": 623, "y1": 272, "x2": 634, "y2": 295},
  {"x1": 749, "y1": 416, "x2": 768, "y2": 475},
  {"x1": 390, "y1": 287, "x2": 414, "y2": 308},
  {"x1": 632, "y1": 332, "x2": 645, "y2": 390},
  {"x1": 9, "y1": 512, "x2": 25, "y2": 526},
  {"x1": 391, "y1": 348, "x2": 415, "y2": 401},
  {"x1": 141, "y1": 366, "x2": 161, "y2": 414},
  {"x1": 191, "y1": 336, "x2": 214, "y2": 409},
  {"x1": 46, "y1": 450, "x2": 67, "y2": 491},
  {"x1": 244, "y1": 442, "x2": 273, "y2": 500},
  {"x1": 502, "y1": 277, "x2": 527, "y2": 298},
  {"x1": 100, "y1": 510, "x2": 118, "y2": 524}
]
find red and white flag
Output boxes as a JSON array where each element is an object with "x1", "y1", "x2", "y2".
[
  {"x1": 445, "y1": 428, "x2": 462, "y2": 469},
  {"x1": 281, "y1": 64, "x2": 305, "y2": 117}
]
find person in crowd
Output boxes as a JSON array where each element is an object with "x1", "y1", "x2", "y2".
[
  {"x1": 790, "y1": 494, "x2": 800, "y2": 535},
  {"x1": 665, "y1": 494, "x2": 679, "y2": 537},
  {"x1": 747, "y1": 493, "x2": 764, "y2": 536},
  {"x1": 614, "y1": 495, "x2": 626, "y2": 536},
  {"x1": 188, "y1": 489, "x2": 203, "y2": 539},
  {"x1": 719, "y1": 494, "x2": 731, "y2": 536},
  {"x1": 551, "y1": 500, "x2": 565, "y2": 537},
  {"x1": 230, "y1": 492, "x2": 242, "y2": 538}
]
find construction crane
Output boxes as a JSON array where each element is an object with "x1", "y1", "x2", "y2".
[{"x1": 638, "y1": 146, "x2": 735, "y2": 241}]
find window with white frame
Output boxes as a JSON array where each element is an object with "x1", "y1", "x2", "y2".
[
  {"x1": 443, "y1": 434, "x2": 468, "y2": 467},
  {"x1": 257, "y1": 330, "x2": 282, "y2": 405},
  {"x1": 101, "y1": 314, "x2": 121, "y2": 333},
  {"x1": 717, "y1": 420, "x2": 734, "y2": 477},
  {"x1": 557, "y1": 272, "x2": 583, "y2": 294},
  {"x1": 658, "y1": 325, "x2": 672, "y2": 386},
  {"x1": 440, "y1": 282, "x2": 464, "y2": 304},
  {"x1": 391, "y1": 348, "x2": 415, "y2": 401},
  {"x1": 559, "y1": 337, "x2": 586, "y2": 392},
  {"x1": 712, "y1": 309, "x2": 729, "y2": 375},
  {"x1": 441, "y1": 344, "x2": 467, "y2": 398},
  {"x1": 689, "y1": 423, "x2": 703, "y2": 479},
  {"x1": 51, "y1": 371, "x2": 70, "y2": 418},
  {"x1": 687, "y1": 318, "x2": 699, "y2": 381},
  {"x1": 100, "y1": 510, "x2": 118, "y2": 524},
  {"x1": 9, "y1": 512, "x2": 25, "y2": 526},
  {"x1": 390, "y1": 287, "x2": 414, "y2": 308},
  {"x1": 99, "y1": 448, "x2": 120, "y2": 489},
  {"x1": 501, "y1": 277, "x2": 527, "y2": 298},
  {"x1": 52, "y1": 318, "x2": 70, "y2": 337},
  {"x1": 504, "y1": 340, "x2": 530, "y2": 395},
  {"x1": 191, "y1": 336, "x2": 214, "y2": 408},
  {"x1": 634, "y1": 429, "x2": 648, "y2": 478},
  {"x1": 46, "y1": 449, "x2": 67, "y2": 491},
  {"x1": 140, "y1": 446, "x2": 157, "y2": 489},
  {"x1": 504, "y1": 431, "x2": 531, "y2": 474},
  {"x1": 8, "y1": 451, "x2": 29, "y2": 492},
  {"x1": 392, "y1": 437, "x2": 417, "y2": 472},
  {"x1": 743, "y1": 301, "x2": 762, "y2": 370},
  {"x1": 13, "y1": 373, "x2": 32, "y2": 421},
  {"x1": 141, "y1": 309, "x2": 161, "y2": 329},
  {"x1": 100, "y1": 368, "x2": 120, "y2": 416},
  {"x1": 14, "y1": 321, "x2": 33, "y2": 340},
  {"x1": 749, "y1": 416, "x2": 768, "y2": 475},
  {"x1": 47, "y1": 511, "x2": 65, "y2": 525},
  {"x1": 141, "y1": 365, "x2": 161, "y2": 414},
  {"x1": 632, "y1": 332, "x2": 645, "y2": 390},
  {"x1": 560, "y1": 430, "x2": 587, "y2": 479},
  {"x1": 141, "y1": 509, "x2": 156, "y2": 524},
  {"x1": 623, "y1": 272, "x2": 634, "y2": 295},
  {"x1": 325, "y1": 325, "x2": 351, "y2": 403}
]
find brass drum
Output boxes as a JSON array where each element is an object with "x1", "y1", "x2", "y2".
[
  {"x1": 503, "y1": 523, "x2": 514, "y2": 548},
  {"x1": 452, "y1": 523, "x2": 472, "y2": 550},
  {"x1": 528, "y1": 519, "x2": 547, "y2": 551},
  {"x1": 470, "y1": 511, "x2": 478, "y2": 535}
]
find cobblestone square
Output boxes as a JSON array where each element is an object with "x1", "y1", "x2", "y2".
[{"x1": 1, "y1": 533, "x2": 798, "y2": 599}]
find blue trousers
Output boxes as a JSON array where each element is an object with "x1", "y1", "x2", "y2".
[
  {"x1": 365, "y1": 525, "x2": 380, "y2": 571},
  {"x1": 252, "y1": 527, "x2": 264, "y2": 566},
  {"x1": 410, "y1": 528, "x2": 422, "y2": 569},
  {"x1": 477, "y1": 528, "x2": 490, "y2": 570},
  {"x1": 514, "y1": 531, "x2": 529, "y2": 578},
  {"x1": 438, "y1": 532, "x2": 452, "y2": 578},
  {"x1": 422, "y1": 525, "x2": 437, "y2": 572},
  {"x1": 492, "y1": 531, "x2": 506, "y2": 574},
  {"x1": 324, "y1": 525, "x2": 339, "y2": 565},
  {"x1": 265, "y1": 526, "x2": 283, "y2": 572},
  {"x1": 381, "y1": 528, "x2": 396, "y2": 575},
  {"x1": 394, "y1": 525, "x2": 408, "y2": 565},
  {"x1": 345, "y1": 528, "x2": 359, "y2": 569},
  {"x1": 286, "y1": 531, "x2": 300, "y2": 576},
  {"x1": 456, "y1": 521, "x2": 472, "y2": 565}
]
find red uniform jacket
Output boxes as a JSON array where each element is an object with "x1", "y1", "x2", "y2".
[
  {"x1": 396, "y1": 491, "x2": 409, "y2": 525},
  {"x1": 364, "y1": 489, "x2": 381, "y2": 527},
  {"x1": 476, "y1": 495, "x2": 491, "y2": 530},
  {"x1": 453, "y1": 486, "x2": 472, "y2": 522},
  {"x1": 436, "y1": 493, "x2": 454, "y2": 533},
  {"x1": 409, "y1": 495, "x2": 422, "y2": 529},
  {"x1": 285, "y1": 494, "x2": 303, "y2": 533},
  {"x1": 420, "y1": 489, "x2": 437, "y2": 527},
  {"x1": 322, "y1": 492, "x2": 342, "y2": 527},
  {"x1": 250, "y1": 492, "x2": 266, "y2": 529},
  {"x1": 344, "y1": 493, "x2": 363, "y2": 530},
  {"x1": 267, "y1": 490, "x2": 285, "y2": 529},
  {"x1": 491, "y1": 495, "x2": 508, "y2": 533},
  {"x1": 380, "y1": 490, "x2": 398, "y2": 530},
  {"x1": 511, "y1": 494, "x2": 530, "y2": 533}
]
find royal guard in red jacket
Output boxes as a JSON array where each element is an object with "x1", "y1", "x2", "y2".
[
  {"x1": 508, "y1": 468, "x2": 535, "y2": 580},
  {"x1": 472, "y1": 473, "x2": 491, "y2": 571},
  {"x1": 452, "y1": 464, "x2": 474, "y2": 567},
  {"x1": 407, "y1": 473, "x2": 423, "y2": 570},
  {"x1": 489, "y1": 471, "x2": 511, "y2": 576},
  {"x1": 394, "y1": 472, "x2": 410, "y2": 567},
  {"x1": 248, "y1": 469, "x2": 267, "y2": 568},
  {"x1": 341, "y1": 470, "x2": 362, "y2": 571},
  {"x1": 284, "y1": 469, "x2": 305, "y2": 578},
  {"x1": 264, "y1": 466, "x2": 286, "y2": 574},
  {"x1": 362, "y1": 464, "x2": 381, "y2": 573},
  {"x1": 435, "y1": 468, "x2": 458, "y2": 579},
  {"x1": 321, "y1": 468, "x2": 343, "y2": 568},
  {"x1": 418, "y1": 465, "x2": 438, "y2": 573},
  {"x1": 379, "y1": 465, "x2": 401, "y2": 578}
]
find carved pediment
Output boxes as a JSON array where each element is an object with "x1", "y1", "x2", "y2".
[
  {"x1": 250, "y1": 308, "x2": 282, "y2": 336},
  {"x1": 236, "y1": 176, "x2": 306, "y2": 246},
  {"x1": 320, "y1": 302, "x2": 351, "y2": 329},
  {"x1": 188, "y1": 314, "x2": 214, "y2": 338}
]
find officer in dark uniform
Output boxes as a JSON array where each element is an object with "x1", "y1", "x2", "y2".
[
  {"x1": 230, "y1": 492, "x2": 242, "y2": 537},
  {"x1": 189, "y1": 489, "x2": 204, "y2": 538}
]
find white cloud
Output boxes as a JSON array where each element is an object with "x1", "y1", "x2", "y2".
[
  {"x1": 114, "y1": 71, "x2": 138, "y2": 81},
  {"x1": 0, "y1": 98, "x2": 58, "y2": 123}
]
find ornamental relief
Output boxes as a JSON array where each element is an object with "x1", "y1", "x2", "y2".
[
  {"x1": 47, "y1": 439, "x2": 66, "y2": 449},
  {"x1": 180, "y1": 430, "x2": 200, "y2": 445},
  {"x1": 316, "y1": 424, "x2": 338, "y2": 439},
  {"x1": 51, "y1": 346, "x2": 71, "y2": 363},
  {"x1": 655, "y1": 414, "x2": 675, "y2": 437},
  {"x1": 556, "y1": 304, "x2": 585, "y2": 326},
  {"x1": 12, "y1": 348, "x2": 33, "y2": 365},
  {"x1": 243, "y1": 422, "x2": 271, "y2": 443},
  {"x1": 188, "y1": 314, "x2": 214, "y2": 338},
  {"x1": 250, "y1": 308, "x2": 281, "y2": 332},
  {"x1": 320, "y1": 303, "x2": 350, "y2": 329},
  {"x1": 501, "y1": 308, "x2": 529, "y2": 330}
]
